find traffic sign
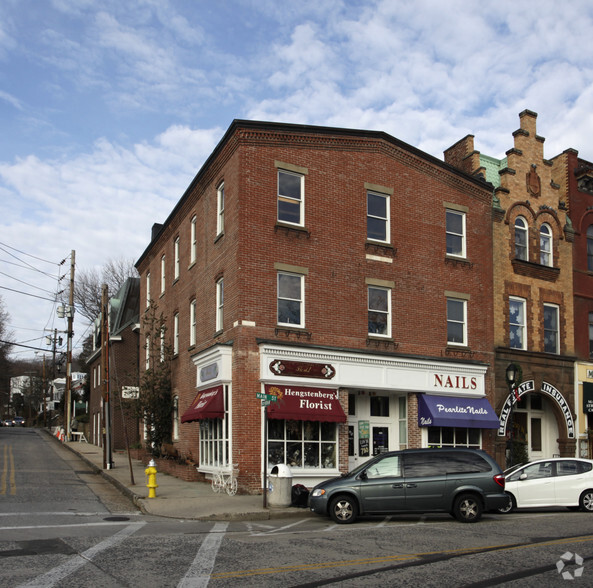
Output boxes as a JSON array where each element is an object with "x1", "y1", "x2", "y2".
[{"x1": 256, "y1": 392, "x2": 277, "y2": 402}]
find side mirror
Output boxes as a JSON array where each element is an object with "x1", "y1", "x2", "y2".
[
  {"x1": 519, "y1": 473, "x2": 527, "y2": 481},
  {"x1": 359, "y1": 471, "x2": 368, "y2": 480}
]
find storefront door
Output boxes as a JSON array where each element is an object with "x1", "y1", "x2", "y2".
[{"x1": 348, "y1": 390, "x2": 399, "y2": 471}]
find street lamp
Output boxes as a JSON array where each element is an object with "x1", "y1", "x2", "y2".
[{"x1": 505, "y1": 362, "x2": 519, "y2": 467}]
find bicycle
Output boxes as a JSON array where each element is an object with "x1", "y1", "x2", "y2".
[{"x1": 211, "y1": 464, "x2": 239, "y2": 496}]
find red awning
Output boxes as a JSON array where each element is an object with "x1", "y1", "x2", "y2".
[
  {"x1": 265, "y1": 384, "x2": 346, "y2": 422},
  {"x1": 181, "y1": 385, "x2": 224, "y2": 422}
]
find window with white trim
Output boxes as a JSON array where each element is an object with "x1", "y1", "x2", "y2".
[
  {"x1": 160, "y1": 327, "x2": 165, "y2": 362},
  {"x1": 173, "y1": 395, "x2": 179, "y2": 440},
  {"x1": 515, "y1": 216, "x2": 528, "y2": 261},
  {"x1": 427, "y1": 427, "x2": 481, "y2": 448},
  {"x1": 509, "y1": 297, "x2": 526, "y2": 350},
  {"x1": 160, "y1": 255, "x2": 166, "y2": 294},
  {"x1": 173, "y1": 312, "x2": 179, "y2": 355},
  {"x1": 540, "y1": 224, "x2": 552, "y2": 266},
  {"x1": 277, "y1": 272, "x2": 304, "y2": 327},
  {"x1": 543, "y1": 303, "x2": 559, "y2": 354},
  {"x1": 199, "y1": 385, "x2": 230, "y2": 468},
  {"x1": 217, "y1": 182, "x2": 225, "y2": 236},
  {"x1": 146, "y1": 272, "x2": 151, "y2": 308},
  {"x1": 368, "y1": 286, "x2": 391, "y2": 337},
  {"x1": 447, "y1": 298, "x2": 467, "y2": 346},
  {"x1": 145, "y1": 335, "x2": 150, "y2": 369},
  {"x1": 446, "y1": 209, "x2": 466, "y2": 258},
  {"x1": 216, "y1": 278, "x2": 224, "y2": 332},
  {"x1": 190, "y1": 216, "x2": 197, "y2": 265},
  {"x1": 174, "y1": 237, "x2": 180, "y2": 280},
  {"x1": 367, "y1": 191, "x2": 390, "y2": 243},
  {"x1": 268, "y1": 419, "x2": 337, "y2": 469},
  {"x1": 190, "y1": 299, "x2": 196, "y2": 347},
  {"x1": 278, "y1": 170, "x2": 304, "y2": 226}
]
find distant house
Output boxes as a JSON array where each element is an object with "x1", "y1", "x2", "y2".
[{"x1": 87, "y1": 278, "x2": 140, "y2": 449}]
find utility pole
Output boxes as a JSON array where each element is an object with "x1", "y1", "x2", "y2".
[
  {"x1": 101, "y1": 284, "x2": 113, "y2": 469},
  {"x1": 64, "y1": 250, "x2": 75, "y2": 441}
]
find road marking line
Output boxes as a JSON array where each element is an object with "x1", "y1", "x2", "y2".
[
  {"x1": 0, "y1": 521, "x2": 144, "y2": 531},
  {"x1": 16, "y1": 522, "x2": 145, "y2": 588},
  {"x1": 177, "y1": 521, "x2": 228, "y2": 588},
  {"x1": 1, "y1": 444, "x2": 16, "y2": 495}
]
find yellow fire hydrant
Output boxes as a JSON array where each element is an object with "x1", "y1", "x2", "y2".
[{"x1": 145, "y1": 459, "x2": 158, "y2": 499}]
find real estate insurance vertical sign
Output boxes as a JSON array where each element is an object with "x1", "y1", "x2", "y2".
[{"x1": 583, "y1": 382, "x2": 593, "y2": 413}]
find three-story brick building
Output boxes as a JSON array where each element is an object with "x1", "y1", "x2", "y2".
[{"x1": 136, "y1": 120, "x2": 498, "y2": 493}]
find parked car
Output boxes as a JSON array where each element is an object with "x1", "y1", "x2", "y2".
[
  {"x1": 2, "y1": 417, "x2": 13, "y2": 427},
  {"x1": 13, "y1": 416, "x2": 25, "y2": 427},
  {"x1": 497, "y1": 458, "x2": 593, "y2": 513},
  {"x1": 308, "y1": 448, "x2": 507, "y2": 524}
]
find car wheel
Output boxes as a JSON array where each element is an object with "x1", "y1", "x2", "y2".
[
  {"x1": 579, "y1": 490, "x2": 593, "y2": 512},
  {"x1": 497, "y1": 493, "x2": 516, "y2": 514},
  {"x1": 453, "y1": 493, "x2": 482, "y2": 523},
  {"x1": 329, "y1": 495, "x2": 359, "y2": 524}
]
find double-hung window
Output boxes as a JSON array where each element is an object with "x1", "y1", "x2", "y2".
[
  {"x1": 160, "y1": 255, "x2": 166, "y2": 294},
  {"x1": 587, "y1": 226, "x2": 593, "y2": 271},
  {"x1": 540, "y1": 224, "x2": 552, "y2": 266},
  {"x1": 277, "y1": 271, "x2": 304, "y2": 327},
  {"x1": 515, "y1": 217, "x2": 528, "y2": 261},
  {"x1": 216, "y1": 278, "x2": 224, "y2": 332},
  {"x1": 277, "y1": 169, "x2": 304, "y2": 226},
  {"x1": 509, "y1": 297, "x2": 526, "y2": 350},
  {"x1": 445, "y1": 207, "x2": 466, "y2": 258},
  {"x1": 447, "y1": 296, "x2": 467, "y2": 346},
  {"x1": 189, "y1": 299, "x2": 196, "y2": 347},
  {"x1": 190, "y1": 216, "x2": 197, "y2": 265},
  {"x1": 367, "y1": 191, "x2": 390, "y2": 242},
  {"x1": 543, "y1": 304, "x2": 559, "y2": 354},
  {"x1": 367, "y1": 285, "x2": 391, "y2": 337},
  {"x1": 173, "y1": 312, "x2": 179, "y2": 355},
  {"x1": 145, "y1": 272, "x2": 151, "y2": 308},
  {"x1": 217, "y1": 182, "x2": 225, "y2": 236},
  {"x1": 174, "y1": 237, "x2": 180, "y2": 280}
]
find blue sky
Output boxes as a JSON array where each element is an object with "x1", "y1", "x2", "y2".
[{"x1": 2, "y1": 0, "x2": 593, "y2": 359}]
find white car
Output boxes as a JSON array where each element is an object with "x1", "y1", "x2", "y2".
[{"x1": 498, "y1": 458, "x2": 593, "y2": 513}]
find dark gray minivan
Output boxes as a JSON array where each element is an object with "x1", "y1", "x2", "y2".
[{"x1": 308, "y1": 448, "x2": 507, "y2": 523}]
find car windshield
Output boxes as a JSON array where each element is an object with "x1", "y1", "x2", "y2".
[{"x1": 503, "y1": 463, "x2": 526, "y2": 476}]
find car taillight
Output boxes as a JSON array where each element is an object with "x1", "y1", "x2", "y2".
[{"x1": 494, "y1": 473, "x2": 505, "y2": 489}]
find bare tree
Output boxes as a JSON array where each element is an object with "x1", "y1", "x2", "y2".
[
  {"x1": 0, "y1": 296, "x2": 14, "y2": 414},
  {"x1": 74, "y1": 257, "x2": 139, "y2": 323}
]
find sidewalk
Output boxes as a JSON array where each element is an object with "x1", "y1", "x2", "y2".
[{"x1": 48, "y1": 431, "x2": 311, "y2": 521}]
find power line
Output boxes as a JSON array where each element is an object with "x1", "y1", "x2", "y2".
[
  {"x1": 0, "y1": 285, "x2": 58, "y2": 302},
  {"x1": 0, "y1": 241, "x2": 60, "y2": 265}
]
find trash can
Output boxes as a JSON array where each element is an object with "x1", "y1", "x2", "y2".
[{"x1": 268, "y1": 464, "x2": 292, "y2": 507}]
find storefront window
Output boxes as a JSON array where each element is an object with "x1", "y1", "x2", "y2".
[
  {"x1": 198, "y1": 385, "x2": 230, "y2": 468},
  {"x1": 268, "y1": 419, "x2": 337, "y2": 469},
  {"x1": 370, "y1": 395, "x2": 390, "y2": 416},
  {"x1": 427, "y1": 427, "x2": 481, "y2": 448}
]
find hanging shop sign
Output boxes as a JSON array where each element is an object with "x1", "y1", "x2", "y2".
[
  {"x1": 269, "y1": 360, "x2": 335, "y2": 379},
  {"x1": 265, "y1": 384, "x2": 346, "y2": 422}
]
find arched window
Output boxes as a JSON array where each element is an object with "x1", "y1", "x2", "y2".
[
  {"x1": 514, "y1": 217, "x2": 528, "y2": 261},
  {"x1": 540, "y1": 223, "x2": 552, "y2": 267},
  {"x1": 587, "y1": 226, "x2": 593, "y2": 272}
]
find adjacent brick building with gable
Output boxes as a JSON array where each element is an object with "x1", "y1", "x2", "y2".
[
  {"x1": 445, "y1": 110, "x2": 576, "y2": 466},
  {"x1": 135, "y1": 120, "x2": 498, "y2": 494}
]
